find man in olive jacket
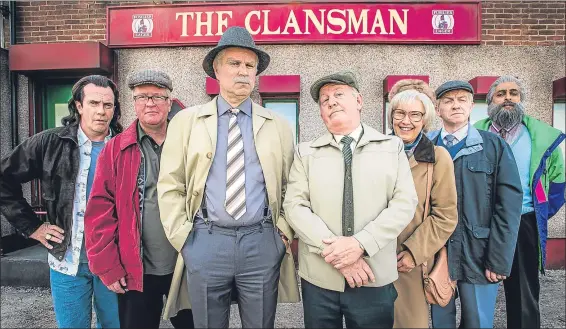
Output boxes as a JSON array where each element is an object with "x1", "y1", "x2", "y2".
[
  {"x1": 428, "y1": 80, "x2": 523, "y2": 328},
  {"x1": 284, "y1": 71, "x2": 418, "y2": 328}
]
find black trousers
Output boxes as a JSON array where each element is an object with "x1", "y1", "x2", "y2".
[
  {"x1": 118, "y1": 273, "x2": 194, "y2": 329},
  {"x1": 503, "y1": 212, "x2": 540, "y2": 329},
  {"x1": 301, "y1": 278, "x2": 397, "y2": 329}
]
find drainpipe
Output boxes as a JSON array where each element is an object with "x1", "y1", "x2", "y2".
[{"x1": 9, "y1": 0, "x2": 18, "y2": 148}]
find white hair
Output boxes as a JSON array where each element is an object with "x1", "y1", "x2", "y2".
[
  {"x1": 389, "y1": 89, "x2": 435, "y2": 132},
  {"x1": 486, "y1": 75, "x2": 526, "y2": 105}
]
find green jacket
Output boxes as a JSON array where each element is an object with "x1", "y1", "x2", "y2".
[{"x1": 475, "y1": 115, "x2": 565, "y2": 270}]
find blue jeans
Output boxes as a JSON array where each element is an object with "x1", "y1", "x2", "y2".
[
  {"x1": 50, "y1": 263, "x2": 120, "y2": 328},
  {"x1": 431, "y1": 281, "x2": 500, "y2": 328}
]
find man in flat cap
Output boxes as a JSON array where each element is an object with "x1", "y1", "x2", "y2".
[
  {"x1": 157, "y1": 26, "x2": 299, "y2": 328},
  {"x1": 84, "y1": 69, "x2": 194, "y2": 329},
  {"x1": 427, "y1": 80, "x2": 522, "y2": 328},
  {"x1": 283, "y1": 71, "x2": 417, "y2": 328}
]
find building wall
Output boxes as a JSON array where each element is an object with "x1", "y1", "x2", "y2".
[
  {"x1": 13, "y1": 1, "x2": 566, "y2": 46},
  {"x1": 114, "y1": 44, "x2": 566, "y2": 238},
  {"x1": 5, "y1": 1, "x2": 566, "y2": 240},
  {"x1": 0, "y1": 49, "x2": 14, "y2": 237}
]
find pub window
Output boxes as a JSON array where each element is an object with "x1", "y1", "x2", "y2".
[
  {"x1": 553, "y1": 101, "x2": 565, "y2": 162},
  {"x1": 553, "y1": 77, "x2": 566, "y2": 162},
  {"x1": 383, "y1": 101, "x2": 392, "y2": 135},
  {"x1": 262, "y1": 98, "x2": 299, "y2": 143},
  {"x1": 259, "y1": 75, "x2": 301, "y2": 143},
  {"x1": 468, "y1": 76, "x2": 498, "y2": 125},
  {"x1": 470, "y1": 100, "x2": 488, "y2": 125}
]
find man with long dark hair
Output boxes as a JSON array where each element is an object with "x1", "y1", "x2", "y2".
[{"x1": 0, "y1": 75, "x2": 122, "y2": 328}]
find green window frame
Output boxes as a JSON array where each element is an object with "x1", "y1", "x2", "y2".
[{"x1": 43, "y1": 83, "x2": 74, "y2": 129}]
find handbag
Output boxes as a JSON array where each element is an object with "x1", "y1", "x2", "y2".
[{"x1": 420, "y1": 162, "x2": 457, "y2": 307}]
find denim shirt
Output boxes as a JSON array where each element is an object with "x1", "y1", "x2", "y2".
[{"x1": 47, "y1": 125, "x2": 112, "y2": 275}]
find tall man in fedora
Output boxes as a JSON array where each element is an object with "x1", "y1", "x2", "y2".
[{"x1": 157, "y1": 26, "x2": 300, "y2": 328}]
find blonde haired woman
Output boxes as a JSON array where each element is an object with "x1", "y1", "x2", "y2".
[{"x1": 388, "y1": 82, "x2": 458, "y2": 328}]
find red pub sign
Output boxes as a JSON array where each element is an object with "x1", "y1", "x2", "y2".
[{"x1": 107, "y1": 1, "x2": 481, "y2": 48}]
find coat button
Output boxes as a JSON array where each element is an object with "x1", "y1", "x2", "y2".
[
  {"x1": 206, "y1": 152, "x2": 212, "y2": 159},
  {"x1": 193, "y1": 191, "x2": 199, "y2": 196},
  {"x1": 347, "y1": 228, "x2": 352, "y2": 232},
  {"x1": 474, "y1": 232, "x2": 479, "y2": 238},
  {"x1": 449, "y1": 239, "x2": 454, "y2": 243}
]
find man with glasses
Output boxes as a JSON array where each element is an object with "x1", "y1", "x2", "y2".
[
  {"x1": 84, "y1": 70, "x2": 194, "y2": 329},
  {"x1": 283, "y1": 71, "x2": 417, "y2": 328}
]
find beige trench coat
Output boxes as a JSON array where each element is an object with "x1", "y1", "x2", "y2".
[
  {"x1": 158, "y1": 97, "x2": 300, "y2": 319},
  {"x1": 393, "y1": 137, "x2": 458, "y2": 328},
  {"x1": 283, "y1": 124, "x2": 418, "y2": 292}
]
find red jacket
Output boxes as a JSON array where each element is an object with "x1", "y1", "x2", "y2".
[{"x1": 85, "y1": 121, "x2": 145, "y2": 291}]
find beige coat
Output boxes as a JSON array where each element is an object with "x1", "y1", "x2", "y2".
[
  {"x1": 283, "y1": 124, "x2": 418, "y2": 292},
  {"x1": 157, "y1": 97, "x2": 300, "y2": 319},
  {"x1": 393, "y1": 137, "x2": 458, "y2": 328}
]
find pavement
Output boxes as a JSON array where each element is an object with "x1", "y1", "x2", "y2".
[{"x1": 1, "y1": 270, "x2": 564, "y2": 328}]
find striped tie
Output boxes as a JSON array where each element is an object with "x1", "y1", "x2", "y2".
[
  {"x1": 445, "y1": 134, "x2": 455, "y2": 148},
  {"x1": 225, "y1": 108, "x2": 246, "y2": 220}
]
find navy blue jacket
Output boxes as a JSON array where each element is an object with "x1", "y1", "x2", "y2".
[{"x1": 428, "y1": 126, "x2": 523, "y2": 284}]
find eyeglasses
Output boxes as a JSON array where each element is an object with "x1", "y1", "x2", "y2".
[
  {"x1": 392, "y1": 110, "x2": 424, "y2": 122},
  {"x1": 133, "y1": 95, "x2": 169, "y2": 105}
]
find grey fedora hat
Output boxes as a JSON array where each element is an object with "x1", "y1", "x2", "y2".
[{"x1": 203, "y1": 26, "x2": 270, "y2": 79}]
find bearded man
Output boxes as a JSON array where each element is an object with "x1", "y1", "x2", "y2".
[{"x1": 475, "y1": 75, "x2": 566, "y2": 329}]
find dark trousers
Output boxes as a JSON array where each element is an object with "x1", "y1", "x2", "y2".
[
  {"x1": 182, "y1": 220, "x2": 285, "y2": 328},
  {"x1": 118, "y1": 273, "x2": 194, "y2": 329},
  {"x1": 301, "y1": 278, "x2": 397, "y2": 329},
  {"x1": 504, "y1": 211, "x2": 541, "y2": 328}
]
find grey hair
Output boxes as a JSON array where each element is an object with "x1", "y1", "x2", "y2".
[
  {"x1": 486, "y1": 75, "x2": 526, "y2": 104},
  {"x1": 389, "y1": 89, "x2": 435, "y2": 132},
  {"x1": 213, "y1": 48, "x2": 228, "y2": 72}
]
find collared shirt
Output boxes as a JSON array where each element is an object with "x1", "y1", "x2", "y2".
[
  {"x1": 137, "y1": 122, "x2": 177, "y2": 275},
  {"x1": 489, "y1": 122, "x2": 523, "y2": 145},
  {"x1": 200, "y1": 96, "x2": 267, "y2": 227},
  {"x1": 47, "y1": 125, "x2": 112, "y2": 276},
  {"x1": 490, "y1": 123, "x2": 535, "y2": 214},
  {"x1": 333, "y1": 125, "x2": 363, "y2": 153},
  {"x1": 441, "y1": 123, "x2": 469, "y2": 145}
]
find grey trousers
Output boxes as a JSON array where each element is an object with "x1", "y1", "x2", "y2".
[{"x1": 181, "y1": 220, "x2": 286, "y2": 328}]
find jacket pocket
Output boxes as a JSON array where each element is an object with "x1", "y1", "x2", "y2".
[
  {"x1": 466, "y1": 160, "x2": 495, "y2": 210},
  {"x1": 470, "y1": 225, "x2": 490, "y2": 239}
]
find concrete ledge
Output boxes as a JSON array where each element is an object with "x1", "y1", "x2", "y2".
[{"x1": 1, "y1": 245, "x2": 49, "y2": 287}]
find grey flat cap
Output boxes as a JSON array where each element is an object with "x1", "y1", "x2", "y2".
[
  {"x1": 310, "y1": 71, "x2": 359, "y2": 102},
  {"x1": 127, "y1": 69, "x2": 173, "y2": 91},
  {"x1": 203, "y1": 26, "x2": 270, "y2": 79},
  {"x1": 435, "y1": 80, "x2": 474, "y2": 99}
]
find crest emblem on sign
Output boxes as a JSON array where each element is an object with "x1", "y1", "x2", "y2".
[
  {"x1": 432, "y1": 10, "x2": 454, "y2": 34},
  {"x1": 132, "y1": 14, "x2": 153, "y2": 38}
]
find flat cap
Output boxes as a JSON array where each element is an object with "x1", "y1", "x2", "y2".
[
  {"x1": 127, "y1": 69, "x2": 173, "y2": 91},
  {"x1": 435, "y1": 80, "x2": 474, "y2": 99},
  {"x1": 310, "y1": 71, "x2": 359, "y2": 102}
]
